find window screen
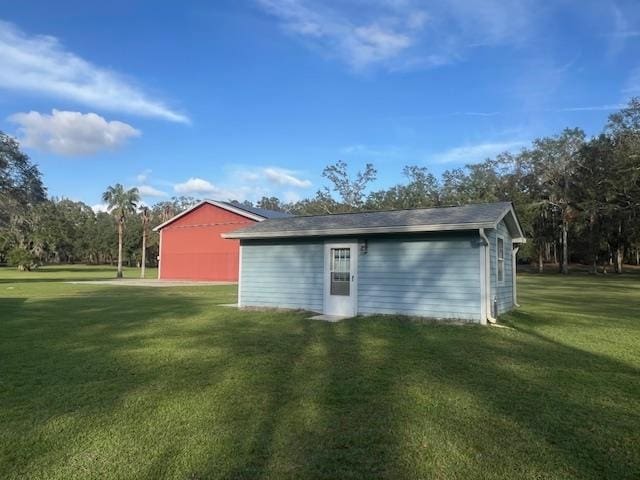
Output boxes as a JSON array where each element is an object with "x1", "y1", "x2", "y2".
[
  {"x1": 497, "y1": 237, "x2": 505, "y2": 283},
  {"x1": 330, "y1": 248, "x2": 350, "y2": 296}
]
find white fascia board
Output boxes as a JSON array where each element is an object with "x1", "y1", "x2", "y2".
[
  {"x1": 206, "y1": 200, "x2": 266, "y2": 222},
  {"x1": 152, "y1": 200, "x2": 208, "y2": 232},
  {"x1": 223, "y1": 222, "x2": 496, "y2": 239},
  {"x1": 153, "y1": 199, "x2": 265, "y2": 232},
  {"x1": 494, "y1": 204, "x2": 526, "y2": 241}
]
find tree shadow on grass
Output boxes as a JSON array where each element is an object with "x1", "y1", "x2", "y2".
[
  {"x1": 0, "y1": 288, "x2": 217, "y2": 478},
  {"x1": 175, "y1": 312, "x2": 639, "y2": 480},
  {"x1": 2, "y1": 290, "x2": 639, "y2": 479}
]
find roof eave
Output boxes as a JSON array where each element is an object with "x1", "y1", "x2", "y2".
[
  {"x1": 152, "y1": 199, "x2": 266, "y2": 231},
  {"x1": 223, "y1": 222, "x2": 497, "y2": 239},
  {"x1": 492, "y1": 203, "x2": 526, "y2": 240}
]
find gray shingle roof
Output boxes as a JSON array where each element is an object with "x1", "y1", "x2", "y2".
[
  {"x1": 219, "y1": 201, "x2": 292, "y2": 219},
  {"x1": 224, "y1": 202, "x2": 522, "y2": 239}
]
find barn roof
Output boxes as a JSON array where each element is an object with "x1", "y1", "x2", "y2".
[
  {"x1": 223, "y1": 202, "x2": 525, "y2": 241},
  {"x1": 153, "y1": 199, "x2": 291, "y2": 231},
  {"x1": 218, "y1": 201, "x2": 292, "y2": 220}
]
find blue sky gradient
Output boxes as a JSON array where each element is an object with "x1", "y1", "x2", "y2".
[{"x1": 1, "y1": 0, "x2": 638, "y2": 209}]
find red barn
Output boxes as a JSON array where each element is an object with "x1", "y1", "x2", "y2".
[{"x1": 153, "y1": 200, "x2": 289, "y2": 282}]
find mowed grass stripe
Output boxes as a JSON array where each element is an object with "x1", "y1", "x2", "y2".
[{"x1": 0, "y1": 265, "x2": 638, "y2": 479}]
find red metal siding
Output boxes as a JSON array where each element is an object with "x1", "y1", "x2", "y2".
[{"x1": 158, "y1": 203, "x2": 254, "y2": 281}]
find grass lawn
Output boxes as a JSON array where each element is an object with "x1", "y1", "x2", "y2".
[{"x1": 0, "y1": 265, "x2": 638, "y2": 479}]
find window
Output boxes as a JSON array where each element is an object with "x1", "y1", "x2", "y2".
[
  {"x1": 330, "y1": 248, "x2": 350, "y2": 296},
  {"x1": 497, "y1": 237, "x2": 505, "y2": 283}
]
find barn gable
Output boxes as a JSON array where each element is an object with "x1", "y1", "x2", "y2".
[{"x1": 153, "y1": 200, "x2": 290, "y2": 282}]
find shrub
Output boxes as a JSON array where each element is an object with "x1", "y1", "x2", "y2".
[{"x1": 7, "y1": 248, "x2": 37, "y2": 271}]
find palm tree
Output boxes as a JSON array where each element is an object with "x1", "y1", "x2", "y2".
[
  {"x1": 102, "y1": 184, "x2": 140, "y2": 278},
  {"x1": 139, "y1": 206, "x2": 150, "y2": 279}
]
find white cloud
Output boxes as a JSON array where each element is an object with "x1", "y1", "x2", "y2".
[
  {"x1": 282, "y1": 190, "x2": 302, "y2": 203},
  {"x1": 91, "y1": 203, "x2": 109, "y2": 213},
  {"x1": 433, "y1": 141, "x2": 526, "y2": 164},
  {"x1": 257, "y1": 0, "x2": 422, "y2": 70},
  {"x1": 137, "y1": 185, "x2": 167, "y2": 197},
  {"x1": 9, "y1": 109, "x2": 140, "y2": 156},
  {"x1": 172, "y1": 177, "x2": 251, "y2": 200},
  {"x1": 256, "y1": 0, "x2": 535, "y2": 71},
  {"x1": 0, "y1": 21, "x2": 188, "y2": 123},
  {"x1": 555, "y1": 104, "x2": 625, "y2": 112},
  {"x1": 174, "y1": 177, "x2": 218, "y2": 195},
  {"x1": 263, "y1": 167, "x2": 312, "y2": 188},
  {"x1": 136, "y1": 169, "x2": 152, "y2": 183}
]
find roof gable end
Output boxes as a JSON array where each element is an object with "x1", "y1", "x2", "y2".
[{"x1": 153, "y1": 200, "x2": 268, "y2": 231}]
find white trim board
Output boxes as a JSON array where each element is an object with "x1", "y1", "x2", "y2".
[{"x1": 153, "y1": 200, "x2": 266, "y2": 232}]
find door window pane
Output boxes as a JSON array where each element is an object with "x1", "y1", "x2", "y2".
[{"x1": 330, "y1": 248, "x2": 350, "y2": 296}]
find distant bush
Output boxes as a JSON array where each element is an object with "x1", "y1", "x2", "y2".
[{"x1": 7, "y1": 248, "x2": 38, "y2": 271}]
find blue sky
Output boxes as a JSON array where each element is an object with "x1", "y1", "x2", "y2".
[{"x1": 1, "y1": 0, "x2": 638, "y2": 210}]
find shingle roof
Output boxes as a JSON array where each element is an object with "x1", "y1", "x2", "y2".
[
  {"x1": 219, "y1": 201, "x2": 292, "y2": 219},
  {"x1": 223, "y1": 202, "x2": 524, "y2": 239}
]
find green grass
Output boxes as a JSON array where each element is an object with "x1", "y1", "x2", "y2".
[{"x1": 0, "y1": 265, "x2": 638, "y2": 479}]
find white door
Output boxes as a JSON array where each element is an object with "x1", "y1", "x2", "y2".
[{"x1": 324, "y1": 242, "x2": 358, "y2": 316}]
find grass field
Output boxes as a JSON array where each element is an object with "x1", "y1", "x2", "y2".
[{"x1": 0, "y1": 265, "x2": 638, "y2": 479}]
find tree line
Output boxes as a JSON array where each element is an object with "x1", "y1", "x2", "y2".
[{"x1": 1, "y1": 98, "x2": 639, "y2": 274}]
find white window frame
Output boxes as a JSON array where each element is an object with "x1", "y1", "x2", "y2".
[{"x1": 497, "y1": 235, "x2": 505, "y2": 285}]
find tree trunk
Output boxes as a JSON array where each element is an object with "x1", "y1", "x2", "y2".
[
  {"x1": 538, "y1": 249, "x2": 544, "y2": 273},
  {"x1": 614, "y1": 222, "x2": 624, "y2": 274},
  {"x1": 636, "y1": 248, "x2": 639, "y2": 266},
  {"x1": 117, "y1": 220, "x2": 123, "y2": 278},
  {"x1": 140, "y1": 229, "x2": 147, "y2": 279},
  {"x1": 553, "y1": 242, "x2": 557, "y2": 264},
  {"x1": 615, "y1": 246, "x2": 623, "y2": 274},
  {"x1": 560, "y1": 219, "x2": 569, "y2": 274}
]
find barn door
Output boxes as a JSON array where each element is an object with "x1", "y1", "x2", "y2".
[{"x1": 324, "y1": 242, "x2": 358, "y2": 316}]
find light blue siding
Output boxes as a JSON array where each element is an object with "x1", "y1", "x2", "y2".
[
  {"x1": 240, "y1": 240, "x2": 324, "y2": 312},
  {"x1": 358, "y1": 233, "x2": 482, "y2": 322},
  {"x1": 488, "y1": 220, "x2": 514, "y2": 315},
  {"x1": 240, "y1": 232, "x2": 486, "y2": 322}
]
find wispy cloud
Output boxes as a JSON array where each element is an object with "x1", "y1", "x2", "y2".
[
  {"x1": 340, "y1": 144, "x2": 403, "y2": 157},
  {"x1": 604, "y1": 31, "x2": 640, "y2": 38},
  {"x1": 9, "y1": 109, "x2": 140, "y2": 156},
  {"x1": 136, "y1": 169, "x2": 152, "y2": 183},
  {"x1": 173, "y1": 177, "x2": 257, "y2": 201},
  {"x1": 0, "y1": 21, "x2": 188, "y2": 123},
  {"x1": 623, "y1": 66, "x2": 640, "y2": 95},
  {"x1": 433, "y1": 140, "x2": 526, "y2": 164},
  {"x1": 256, "y1": 0, "x2": 535, "y2": 71},
  {"x1": 554, "y1": 104, "x2": 625, "y2": 112},
  {"x1": 137, "y1": 185, "x2": 168, "y2": 197},
  {"x1": 263, "y1": 167, "x2": 312, "y2": 188},
  {"x1": 256, "y1": 0, "x2": 420, "y2": 70}
]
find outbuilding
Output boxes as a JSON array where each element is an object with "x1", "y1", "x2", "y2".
[
  {"x1": 223, "y1": 202, "x2": 525, "y2": 323},
  {"x1": 153, "y1": 200, "x2": 290, "y2": 282}
]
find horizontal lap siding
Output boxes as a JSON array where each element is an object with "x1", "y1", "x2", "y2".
[
  {"x1": 358, "y1": 234, "x2": 482, "y2": 322},
  {"x1": 240, "y1": 240, "x2": 324, "y2": 312},
  {"x1": 489, "y1": 220, "x2": 514, "y2": 314}
]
